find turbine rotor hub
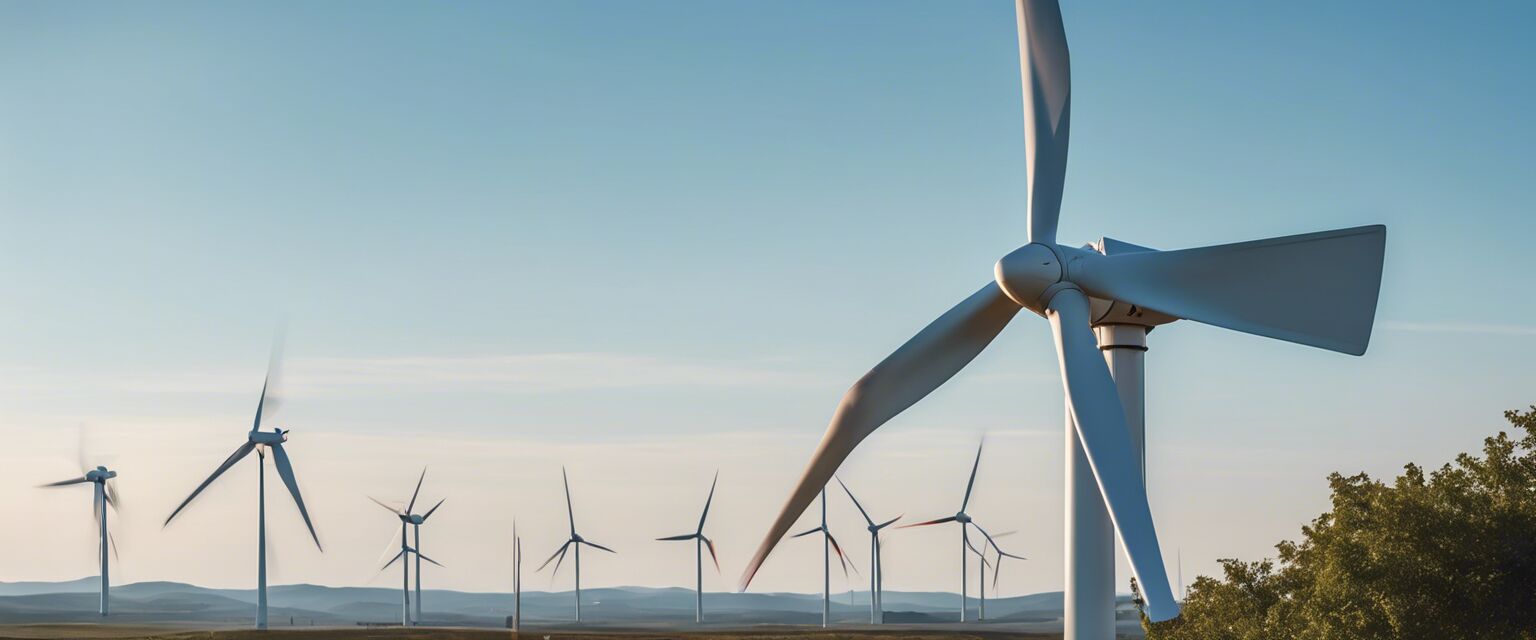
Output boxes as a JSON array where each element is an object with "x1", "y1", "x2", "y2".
[
  {"x1": 955, "y1": 512, "x2": 971, "y2": 524},
  {"x1": 994, "y1": 242, "x2": 1065, "y2": 314}
]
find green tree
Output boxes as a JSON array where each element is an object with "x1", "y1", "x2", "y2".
[{"x1": 1135, "y1": 407, "x2": 1536, "y2": 640}]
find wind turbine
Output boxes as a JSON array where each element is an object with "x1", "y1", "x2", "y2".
[
  {"x1": 835, "y1": 477, "x2": 899, "y2": 624},
  {"x1": 738, "y1": 2, "x2": 1386, "y2": 638},
  {"x1": 898, "y1": 440, "x2": 986, "y2": 621},
  {"x1": 163, "y1": 343, "x2": 322, "y2": 630},
  {"x1": 372, "y1": 468, "x2": 445, "y2": 626},
  {"x1": 966, "y1": 523, "x2": 1025, "y2": 622},
  {"x1": 656, "y1": 471, "x2": 721, "y2": 623},
  {"x1": 538, "y1": 468, "x2": 615, "y2": 623},
  {"x1": 790, "y1": 488, "x2": 855, "y2": 627},
  {"x1": 512, "y1": 520, "x2": 522, "y2": 632},
  {"x1": 40, "y1": 460, "x2": 120, "y2": 616}
]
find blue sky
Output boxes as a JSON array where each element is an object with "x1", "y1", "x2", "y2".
[{"x1": 2, "y1": 1, "x2": 1533, "y2": 597}]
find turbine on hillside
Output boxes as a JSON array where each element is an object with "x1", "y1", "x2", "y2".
[
  {"x1": 835, "y1": 477, "x2": 899, "y2": 624},
  {"x1": 656, "y1": 471, "x2": 721, "y2": 623},
  {"x1": 163, "y1": 339, "x2": 322, "y2": 630},
  {"x1": 538, "y1": 468, "x2": 615, "y2": 624},
  {"x1": 40, "y1": 453, "x2": 120, "y2": 617},
  {"x1": 898, "y1": 440, "x2": 986, "y2": 621},
  {"x1": 738, "y1": 2, "x2": 1386, "y2": 638},
  {"x1": 790, "y1": 488, "x2": 855, "y2": 628},
  {"x1": 976, "y1": 523, "x2": 1027, "y2": 598},
  {"x1": 372, "y1": 468, "x2": 445, "y2": 626},
  {"x1": 966, "y1": 523, "x2": 1024, "y2": 621}
]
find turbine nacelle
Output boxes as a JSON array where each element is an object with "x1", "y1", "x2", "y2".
[
  {"x1": 249, "y1": 428, "x2": 289, "y2": 446},
  {"x1": 85, "y1": 467, "x2": 116, "y2": 482}
]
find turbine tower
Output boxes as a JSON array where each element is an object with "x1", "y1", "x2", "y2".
[
  {"x1": 835, "y1": 477, "x2": 899, "y2": 624},
  {"x1": 900, "y1": 440, "x2": 986, "y2": 621},
  {"x1": 790, "y1": 488, "x2": 854, "y2": 627},
  {"x1": 738, "y1": 3, "x2": 1386, "y2": 638},
  {"x1": 164, "y1": 341, "x2": 323, "y2": 630},
  {"x1": 512, "y1": 520, "x2": 522, "y2": 632},
  {"x1": 40, "y1": 462, "x2": 120, "y2": 616},
  {"x1": 372, "y1": 468, "x2": 444, "y2": 626},
  {"x1": 538, "y1": 468, "x2": 615, "y2": 623},
  {"x1": 656, "y1": 471, "x2": 721, "y2": 623}
]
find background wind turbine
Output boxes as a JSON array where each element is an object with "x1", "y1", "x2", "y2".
[
  {"x1": 965, "y1": 523, "x2": 1025, "y2": 622},
  {"x1": 656, "y1": 471, "x2": 721, "y2": 623},
  {"x1": 790, "y1": 488, "x2": 855, "y2": 628},
  {"x1": 39, "y1": 454, "x2": 120, "y2": 617},
  {"x1": 738, "y1": 2, "x2": 1386, "y2": 637},
  {"x1": 537, "y1": 468, "x2": 615, "y2": 624},
  {"x1": 898, "y1": 440, "x2": 985, "y2": 621},
  {"x1": 512, "y1": 520, "x2": 522, "y2": 632},
  {"x1": 371, "y1": 468, "x2": 445, "y2": 626},
  {"x1": 163, "y1": 341, "x2": 322, "y2": 630},
  {"x1": 835, "y1": 477, "x2": 899, "y2": 624}
]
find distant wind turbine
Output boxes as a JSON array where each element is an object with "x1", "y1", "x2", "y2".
[
  {"x1": 965, "y1": 523, "x2": 1023, "y2": 621},
  {"x1": 372, "y1": 468, "x2": 445, "y2": 626},
  {"x1": 538, "y1": 468, "x2": 615, "y2": 623},
  {"x1": 899, "y1": 440, "x2": 985, "y2": 621},
  {"x1": 835, "y1": 477, "x2": 899, "y2": 624},
  {"x1": 512, "y1": 520, "x2": 522, "y2": 632},
  {"x1": 791, "y1": 488, "x2": 855, "y2": 628},
  {"x1": 656, "y1": 471, "x2": 721, "y2": 623},
  {"x1": 40, "y1": 451, "x2": 120, "y2": 617},
  {"x1": 163, "y1": 341, "x2": 321, "y2": 630}
]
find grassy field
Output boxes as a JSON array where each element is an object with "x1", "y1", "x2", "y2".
[{"x1": 0, "y1": 625, "x2": 1068, "y2": 640}]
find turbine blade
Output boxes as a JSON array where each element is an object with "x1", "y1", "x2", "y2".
[
  {"x1": 382, "y1": 548, "x2": 406, "y2": 570},
  {"x1": 697, "y1": 471, "x2": 719, "y2": 533},
  {"x1": 1018, "y1": 0, "x2": 1072, "y2": 244},
  {"x1": 703, "y1": 536, "x2": 721, "y2": 573},
  {"x1": 562, "y1": 468, "x2": 575, "y2": 536},
  {"x1": 421, "y1": 498, "x2": 445, "y2": 521},
  {"x1": 875, "y1": 515, "x2": 902, "y2": 530},
  {"x1": 40, "y1": 477, "x2": 90, "y2": 487},
  {"x1": 657, "y1": 534, "x2": 697, "y2": 541},
  {"x1": 738, "y1": 282, "x2": 1020, "y2": 591},
  {"x1": 965, "y1": 534, "x2": 985, "y2": 557},
  {"x1": 827, "y1": 533, "x2": 857, "y2": 578},
  {"x1": 1071, "y1": 225, "x2": 1387, "y2": 355},
  {"x1": 254, "y1": 331, "x2": 285, "y2": 431},
  {"x1": 994, "y1": 557, "x2": 1003, "y2": 591},
  {"x1": 164, "y1": 441, "x2": 256, "y2": 527},
  {"x1": 369, "y1": 496, "x2": 404, "y2": 515},
  {"x1": 836, "y1": 476, "x2": 874, "y2": 526},
  {"x1": 897, "y1": 516, "x2": 957, "y2": 529},
  {"x1": 104, "y1": 481, "x2": 120, "y2": 513},
  {"x1": 416, "y1": 552, "x2": 444, "y2": 568},
  {"x1": 791, "y1": 527, "x2": 823, "y2": 539},
  {"x1": 1047, "y1": 286, "x2": 1178, "y2": 622},
  {"x1": 582, "y1": 540, "x2": 616, "y2": 554},
  {"x1": 537, "y1": 541, "x2": 571, "y2": 572},
  {"x1": 108, "y1": 531, "x2": 119, "y2": 562},
  {"x1": 407, "y1": 467, "x2": 426, "y2": 515},
  {"x1": 270, "y1": 443, "x2": 322, "y2": 551},
  {"x1": 960, "y1": 439, "x2": 985, "y2": 511}
]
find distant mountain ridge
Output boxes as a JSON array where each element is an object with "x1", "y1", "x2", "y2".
[{"x1": 0, "y1": 578, "x2": 1146, "y2": 635}]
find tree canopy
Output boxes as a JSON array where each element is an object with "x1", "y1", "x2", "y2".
[{"x1": 1134, "y1": 406, "x2": 1536, "y2": 640}]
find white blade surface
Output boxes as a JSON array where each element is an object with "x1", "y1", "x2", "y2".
[
  {"x1": 1018, "y1": 0, "x2": 1072, "y2": 244},
  {"x1": 738, "y1": 282, "x2": 1020, "y2": 591},
  {"x1": 164, "y1": 441, "x2": 256, "y2": 526},
  {"x1": 1047, "y1": 287, "x2": 1178, "y2": 621},
  {"x1": 1072, "y1": 225, "x2": 1387, "y2": 355},
  {"x1": 270, "y1": 443, "x2": 321, "y2": 550}
]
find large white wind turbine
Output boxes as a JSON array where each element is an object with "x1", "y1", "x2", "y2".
[
  {"x1": 656, "y1": 471, "x2": 721, "y2": 623},
  {"x1": 835, "y1": 477, "x2": 899, "y2": 624},
  {"x1": 738, "y1": 2, "x2": 1386, "y2": 638},
  {"x1": 538, "y1": 468, "x2": 615, "y2": 624},
  {"x1": 790, "y1": 488, "x2": 855, "y2": 628},
  {"x1": 898, "y1": 440, "x2": 986, "y2": 621},
  {"x1": 40, "y1": 461, "x2": 120, "y2": 616},
  {"x1": 163, "y1": 345, "x2": 322, "y2": 630},
  {"x1": 372, "y1": 468, "x2": 445, "y2": 626}
]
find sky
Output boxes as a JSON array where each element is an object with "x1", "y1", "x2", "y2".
[{"x1": 1, "y1": 0, "x2": 1534, "y2": 600}]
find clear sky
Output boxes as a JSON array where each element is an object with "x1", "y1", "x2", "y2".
[{"x1": 2, "y1": 0, "x2": 1533, "y2": 599}]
